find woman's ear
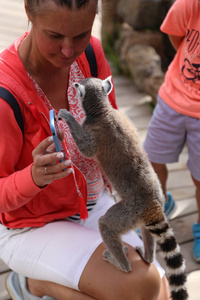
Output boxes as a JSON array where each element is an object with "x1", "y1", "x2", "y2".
[{"x1": 24, "y1": 0, "x2": 34, "y2": 24}]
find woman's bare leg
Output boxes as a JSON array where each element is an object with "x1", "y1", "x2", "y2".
[
  {"x1": 157, "y1": 275, "x2": 170, "y2": 300},
  {"x1": 28, "y1": 278, "x2": 96, "y2": 300},
  {"x1": 28, "y1": 242, "x2": 170, "y2": 300}
]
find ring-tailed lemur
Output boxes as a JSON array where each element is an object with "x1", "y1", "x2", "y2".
[{"x1": 58, "y1": 76, "x2": 188, "y2": 300}]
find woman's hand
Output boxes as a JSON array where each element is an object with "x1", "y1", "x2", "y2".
[{"x1": 31, "y1": 136, "x2": 72, "y2": 187}]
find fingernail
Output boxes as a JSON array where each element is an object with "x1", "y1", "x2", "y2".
[
  {"x1": 64, "y1": 159, "x2": 71, "y2": 166},
  {"x1": 48, "y1": 136, "x2": 53, "y2": 142},
  {"x1": 57, "y1": 152, "x2": 64, "y2": 158},
  {"x1": 67, "y1": 168, "x2": 73, "y2": 174}
]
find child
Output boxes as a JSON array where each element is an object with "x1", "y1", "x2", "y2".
[{"x1": 144, "y1": 0, "x2": 200, "y2": 263}]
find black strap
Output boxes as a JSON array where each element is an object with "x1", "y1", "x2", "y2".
[
  {"x1": 85, "y1": 43, "x2": 98, "y2": 78},
  {"x1": 0, "y1": 87, "x2": 24, "y2": 135}
]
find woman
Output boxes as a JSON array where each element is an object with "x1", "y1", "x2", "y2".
[{"x1": 0, "y1": 0, "x2": 170, "y2": 299}]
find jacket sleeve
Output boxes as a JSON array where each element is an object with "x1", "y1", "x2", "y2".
[{"x1": 0, "y1": 100, "x2": 41, "y2": 213}]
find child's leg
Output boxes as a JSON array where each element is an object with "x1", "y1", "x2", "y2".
[
  {"x1": 186, "y1": 116, "x2": 200, "y2": 261},
  {"x1": 151, "y1": 162, "x2": 168, "y2": 200},
  {"x1": 190, "y1": 176, "x2": 200, "y2": 262},
  {"x1": 191, "y1": 175, "x2": 200, "y2": 223}
]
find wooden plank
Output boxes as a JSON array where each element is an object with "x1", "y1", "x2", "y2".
[
  {"x1": 119, "y1": 104, "x2": 151, "y2": 119},
  {"x1": 0, "y1": 271, "x2": 12, "y2": 300},
  {"x1": 0, "y1": 1, "x2": 27, "y2": 52},
  {"x1": 170, "y1": 186, "x2": 195, "y2": 201},
  {"x1": 116, "y1": 93, "x2": 149, "y2": 107},
  {"x1": 0, "y1": 260, "x2": 10, "y2": 273},
  {"x1": 130, "y1": 115, "x2": 152, "y2": 130},
  {"x1": 113, "y1": 75, "x2": 135, "y2": 87},
  {"x1": 0, "y1": 260, "x2": 11, "y2": 299},
  {"x1": 169, "y1": 212, "x2": 197, "y2": 244},
  {"x1": 0, "y1": 1, "x2": 25, "y2": 10},
  {"x1": 167, "y1": 169, "x2": 193, "y2": 189},
  {"x1": 169, "y1": 197, "x2": 197, "y2": 220},
  {"x1": 187, "y1": 270, "x2": 200, "y2": 300}
]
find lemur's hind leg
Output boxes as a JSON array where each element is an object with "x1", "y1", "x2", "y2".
[
  {"x1": 103, "y1": 245, "x2": 129, "y2": 271},
  {"x1": 136, "y1": 226, "x2": 156, "y2": 263},
  {"x1": 99, "y1": 201, "x2": 139, "y2": 273},
  {"x1": 136, "y1": 199, "x2": 164, "y2": 263}
]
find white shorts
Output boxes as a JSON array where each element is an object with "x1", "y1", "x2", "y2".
[{"x1": 0, "y1": 189, "x2": 165, "y2": 290}]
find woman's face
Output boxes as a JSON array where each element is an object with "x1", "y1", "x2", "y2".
[{"x1": 29, "y1": 1, "x2": 96, "y2": 69}]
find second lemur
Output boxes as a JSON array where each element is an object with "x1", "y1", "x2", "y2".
[{"x1": 58, "y1": 76, "x2": 188, "y2": 300}]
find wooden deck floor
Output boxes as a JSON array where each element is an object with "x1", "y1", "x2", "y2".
[{"x1": 0, "y1": 1, "x2": 200, "y2": 299}]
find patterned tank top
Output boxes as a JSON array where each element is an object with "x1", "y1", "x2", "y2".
[{"x1": 29, "y1": 61, "x2": 105, "y2": 220}]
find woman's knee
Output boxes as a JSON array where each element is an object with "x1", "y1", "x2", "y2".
[
  {"x1": 79, "y1": 243, "x2": 161, "y2": 300},
  {"x1": 119, "y1": 264, "x2": 170, "y2": 300},
  {"x1": 103, "y1": 262, "x2": 161, "y2": 300},
  {"x1": 127, "y1": 263, "x2": 161, "y2": 300}
]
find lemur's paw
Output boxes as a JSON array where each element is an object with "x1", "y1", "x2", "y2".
[
  {"x1": 120, "y1": 261, "x2": 132, "y2": 273},
  {"x1": 103, "y1": 248, "x2": 132, "y2": 273},
  {"x1": 103, "y1": 249, "x2": 115, "y2": 263},
  {"x1": 58, "y1": 109, "x2": 72, "y2": 122}
]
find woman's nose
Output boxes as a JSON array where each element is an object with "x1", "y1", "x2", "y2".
[{"x1": 61, "y1": 39, "x2": 74, "y2": 58}]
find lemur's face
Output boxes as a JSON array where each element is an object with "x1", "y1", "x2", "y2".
[{"x1": 73, "y1": 76, "x2": 113, "y2": 101}]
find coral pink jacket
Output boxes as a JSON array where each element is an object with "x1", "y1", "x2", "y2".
[{"x1": 0, "y1": 33, "x2": 117, "y2": 228}]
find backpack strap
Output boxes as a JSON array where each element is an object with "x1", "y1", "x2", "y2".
[
  {"x1": 85, "y1": 43, "x2": 98, "y2": 77},
  {"x1": 0, "y1": 87, "x2": 24, "y2": 136}
]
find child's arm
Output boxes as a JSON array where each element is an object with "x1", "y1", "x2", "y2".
[{"x1": 168, "y1": 34, "x2": 184, "y2": 51}]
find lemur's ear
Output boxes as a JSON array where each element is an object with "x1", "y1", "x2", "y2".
[
  {"x1": 73, "y1": 82, "x2": 85, "y2": 98},
  {"x1": 102, "y1": 76, "x2": 113, "y2": 95}
]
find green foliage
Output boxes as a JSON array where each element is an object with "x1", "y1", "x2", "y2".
[
  {"x1": 147, "y1": 102, "x2": 155, "y2": 113},
  {"x1": 103, "y1": 33, "x2": 122, "y2": 75}
]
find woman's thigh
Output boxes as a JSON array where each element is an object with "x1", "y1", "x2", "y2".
[
  {"x1": 0, "y1": 221, "x2": 102, "y2": 291},
  {"x1": 0, "y1": 191, "x2": 165, "y2": 294}
]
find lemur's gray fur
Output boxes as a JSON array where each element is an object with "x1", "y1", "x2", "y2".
[{"x1": 58, "y1": 76, "x2": 188, "y2": 300}]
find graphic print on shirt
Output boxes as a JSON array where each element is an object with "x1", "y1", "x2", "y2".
[{"x1": 181, "y1": 29, "x2": 200, "y2": 88}]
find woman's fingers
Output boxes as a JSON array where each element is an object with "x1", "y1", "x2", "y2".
[{"x1": 31, "y1": 136, "x2": 72, "y2": 187}]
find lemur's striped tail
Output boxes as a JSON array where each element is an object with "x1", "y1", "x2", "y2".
[{"x1": 147, "y1": 221, "x2": 188, "y2": 300}]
